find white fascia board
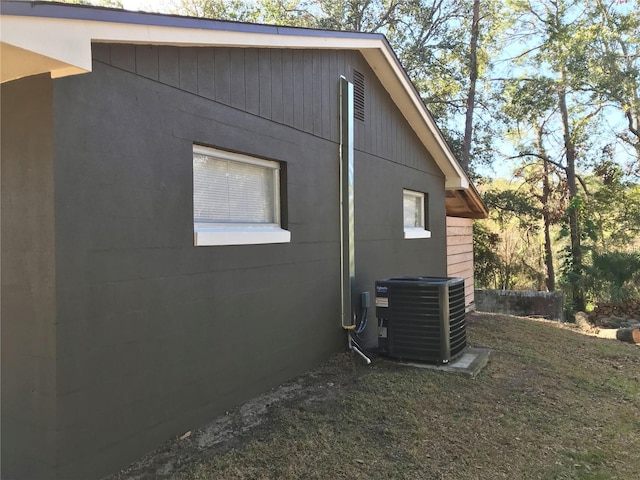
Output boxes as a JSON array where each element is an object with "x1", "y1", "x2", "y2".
[{"x1": 93, "y1": 24, "x2": 378, "y2": 50}]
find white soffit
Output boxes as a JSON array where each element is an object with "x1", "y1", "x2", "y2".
[
  {"x1": 1, "y1": 17, "x2": 93, "y2": 81},
  {"x1": 0, "y1": 9, "x2": 467, "y2": 189},
  {"x1": 0, "y1": 42, "x2": 83, "y2": 83}
]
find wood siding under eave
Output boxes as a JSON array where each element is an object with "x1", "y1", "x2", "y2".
[{"x1": 446, "y1": 216, "x2": 475, "y2": 310}]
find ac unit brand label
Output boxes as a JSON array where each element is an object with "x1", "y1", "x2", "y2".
[
  {"x1": 375, "y1": 297, "x2": 388, "y2": 307},
  {"x1": 376, "y1": 285, "x2": 388, "y2": 295}
]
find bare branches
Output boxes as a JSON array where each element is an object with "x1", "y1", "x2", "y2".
[{"x1": 508, "y1": 150, "x2": 592, "y2": 197}]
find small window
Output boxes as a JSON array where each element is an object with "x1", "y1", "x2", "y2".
[
  {"x1": 403, "y1": 189, "x2": 431, "y2": 239},
  {"x1": 193, "y1": 145, "x2": 290, "y2": 246}
]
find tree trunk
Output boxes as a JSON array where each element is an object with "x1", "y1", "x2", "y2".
[
  {"x1": 539, "y1": 137, "x2": 555, "y2": 291},
  {"x1": 558, "y1": 82, "x2": 585, "y2": 312},
  {"x1": 461, "y1": 0, "x2": 480, "y2": 173},
  {"x1": 542, "y1": 204, "x2": 555, "y2": 291}
]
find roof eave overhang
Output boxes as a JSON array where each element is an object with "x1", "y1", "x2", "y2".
[
  {"x1": 0, "y1": 1, "x2": 468, "y2": 190},
  {"x1": 445, "y1": 187, "x2": 489, "y2": 219}
]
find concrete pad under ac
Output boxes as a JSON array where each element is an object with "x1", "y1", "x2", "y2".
[{"x1": 398, "y1": 347, "x2": 491, "y2": 377}]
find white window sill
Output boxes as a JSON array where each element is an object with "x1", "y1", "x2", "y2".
[
  {"x1": 194, "y1": 226, "x2": 291, "y2": 246},
  {"x1": 404, "y1": 228, "x2": 432, "y2": 239}
]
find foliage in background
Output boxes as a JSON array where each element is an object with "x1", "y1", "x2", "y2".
[
  {"x1": 584, "y1": 0, "x2": 640, "y2": 174},
  {"x1": 476, "y1": 173, "x2": 640, "y2": 309},
  {"x1": 474, "y1": 184, "x2": 547, "y2": 290},
  {"x1": 472, "y1": 222, "x2": 502, "y2": 288},
  {"x1": 588, "y1": 161, "x2": 640, "y2": 250},
  {"x1": 585, "y1": 251, "x2": 640, "y2": 303},
  {"x1": 487, "y1": 0, "x2": 639, "y2": 311},
  {"x1": 173, "y1": 0, "x2": 261, "y2": 21}
]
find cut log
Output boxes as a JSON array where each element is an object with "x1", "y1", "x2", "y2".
[
  {"x1": 616, "y1": 328, "x2": 640, "y2": 344},
  {"x1": 595, "y1": 329, "x2": 618, "y2": 340},
  {"x1": 574, "y1": 311, "x2": 595, "y2": 333},
  {"x1": 594, "y1": 328, "x2": 640, "y2": 344}
]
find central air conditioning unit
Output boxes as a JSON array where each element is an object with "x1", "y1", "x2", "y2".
[{"x1": 375, "y1": 276, "x2": 467, "y2": 364}]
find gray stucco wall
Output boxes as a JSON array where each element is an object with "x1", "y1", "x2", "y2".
[
  {"x1": 2, "y1": 44, "x2": 447, "y2": 480},
  {"x1": 1, "y1": 75, "x2": 58, "y2": 480}
]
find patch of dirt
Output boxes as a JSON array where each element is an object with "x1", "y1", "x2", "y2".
[{"x1": 104, "y1": 353, "x2": 363, "y2": 480}]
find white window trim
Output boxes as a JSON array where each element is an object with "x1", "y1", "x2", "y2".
[
  {"x1": 404, "y1": 227, "x2": 432, "y2": 239},
  {"x1": 193, "y1": 145, "x2": 290, "y2": 246},
  {"x1": 403, "y1": 189, "x2": 431, "y2": 239},
  {"x1": 194, "y1": 225, "x2": 291, "y2": 246}
]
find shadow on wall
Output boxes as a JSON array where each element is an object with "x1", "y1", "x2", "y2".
[{"x1": 474, "y1": 289, "x2": 565, "y2": 322}]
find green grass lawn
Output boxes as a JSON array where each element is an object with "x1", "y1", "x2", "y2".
[{"x1": 156, "y1": 312, "x2": 640, "y2": 479}]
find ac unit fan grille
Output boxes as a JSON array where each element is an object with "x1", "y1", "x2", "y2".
[
  {"x1": 376, "y1": 277, "x2": 467, "y2": 364},
  {"x1": 448, "y1": 281, "x2": 467, "y2": 357}
]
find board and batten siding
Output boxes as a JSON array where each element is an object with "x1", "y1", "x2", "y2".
[
  {"x1": 92, "y1": 44, "x2": 442, "y2": 176},
  {"x1": 446, "y1": 216, "x2": 475, "y2": 309}
]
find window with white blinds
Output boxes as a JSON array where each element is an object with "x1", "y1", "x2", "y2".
[
  {"x1": 403, "y1": 189, "x2": 431, "y2": 239},
  {"x1": 192, "y1": 145, "x2": 290, "y2": 246}
]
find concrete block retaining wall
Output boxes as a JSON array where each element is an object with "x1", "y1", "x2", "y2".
[{"x1": 475, "y1": 289, "x2": 565, "y2": 321}]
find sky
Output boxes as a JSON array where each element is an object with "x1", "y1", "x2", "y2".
[
  {"x1": 118, "y1": 0, "x2": 175, "y2": 12},
  {"x1": 121, "y1": 0, "x2": 151, "y2": 9},
  {"x1": 121, "y1": 0, "x2": 163, "y2": 11}
]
